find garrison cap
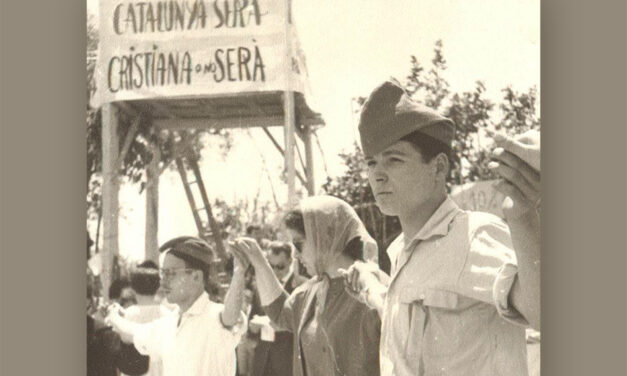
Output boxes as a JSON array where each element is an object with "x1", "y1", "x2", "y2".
[
  {"x1": 358, "y1": 79, "x2": 456, "y2": 157},
  {"x1": 158, "y1": 236, "x2": 214, "y2": 266}
]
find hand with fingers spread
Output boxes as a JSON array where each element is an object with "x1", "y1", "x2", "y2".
[{"x1": 487, "y1": 129, "x2": 541, "y2": 220}]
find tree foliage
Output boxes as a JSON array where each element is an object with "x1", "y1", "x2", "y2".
[{"x1": 322, "y1": 41, "x2": 540, "y2": 268}]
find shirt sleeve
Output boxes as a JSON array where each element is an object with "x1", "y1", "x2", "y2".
[
  {"x1": 263, "y1": 290, "x2": 299, "y2": 333},
  {"x1": 132, "y1": 317, "x2": 169, "y2": 357},
  {"x1": 217, "y1": 308, "x2": 248, "y2": 349},
  {"x1": 493, "y1": 262, "x2": 529, "y2": 326},
  {"x1": 456, "y1": 214, "x2": 528, "y2": 326}
]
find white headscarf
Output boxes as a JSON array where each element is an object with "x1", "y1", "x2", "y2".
[{"x1": 298, "y1": 195, "x2": 378, "y2": 311}]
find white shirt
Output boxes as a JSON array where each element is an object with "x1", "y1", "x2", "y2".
[
  {"x1": 122, "y1": 304, "x2": 171, "y2": 376},
  {"x1": 132, "y1": 292, "x2": 247, "y2": 376}
]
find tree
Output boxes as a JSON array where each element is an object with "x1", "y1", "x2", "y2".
[{"x1": 322, "y1": 40, "x2": 540, "y2": 270}]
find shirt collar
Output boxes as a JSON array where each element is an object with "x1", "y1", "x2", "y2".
[
  {"x1": 411, "y1": 195, "x2": 462, "y2": 242},
  {"x1": 182, "y1": 291, "x2": 210, "y2": 317}
]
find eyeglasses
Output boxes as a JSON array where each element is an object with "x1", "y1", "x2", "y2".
[{"x1": 159, "y1": 268, "x2": 195, "y2": 279}]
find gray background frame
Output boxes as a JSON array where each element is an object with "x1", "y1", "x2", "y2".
[{"x1": 0, "y1": 0, "x2": 625, "y2": 374}]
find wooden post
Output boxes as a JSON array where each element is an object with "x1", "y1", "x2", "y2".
[
  {"x1": 303, "y1": 126, "x2": 315, "y2": 195},
  {"x1": 101, "y1": 103, "x2": 120, "y2": 301},
  {"x1": 284, "y1": 93, "x2": 296, "y2": 207},
  {"x1": 283, "y1": 0, "x2": 296, "y2": 207},
  {"x1": 145, "y1": 141, "x2": 160, "y2": 263}
]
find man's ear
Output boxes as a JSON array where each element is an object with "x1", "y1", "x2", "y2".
[{"x1": 434, "y1": 153, "x2": 450, "y2": 179}]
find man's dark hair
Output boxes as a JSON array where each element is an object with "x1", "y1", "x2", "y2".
[
  {"x1": 268, "y1": 241, "x2": 293, "y2": 259},
  {"x1": 284, "y1": 209, "x2": 305, "y2": 236},
  {"x1": 109, "y1": 278, "x2": 131, "y2": 301},
  {"x1": 130, "y1": 261, "x2": 160, "y2": 296},
  {"x1": 400, "y1": 130, "x2": 454, "y2": 166},
  {"x1": 246, "y1": 224, "x2": 262, "y2": 236}
]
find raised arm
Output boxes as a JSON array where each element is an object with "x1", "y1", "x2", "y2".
[
  {"x1": 489, "y1": 130, "x2": 541, "y2": 330},
  {"x1": 231, "y1": 238, "x2": 295, "y2": 330},
  {"x1": 220, "y1": 247, "x2": 249, "y2": 327}
]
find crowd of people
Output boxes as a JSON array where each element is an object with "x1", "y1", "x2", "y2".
[{"x1": 87, "y1": 79, "x2": 541, "y2": 376}]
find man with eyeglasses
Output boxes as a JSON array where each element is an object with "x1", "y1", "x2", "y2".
[
  {"x1": 106, "y1": 236, "x2": 248, "y2": 376},
  {"x1": 248, "y1": 241, "x2": 306, "y2": 376}
]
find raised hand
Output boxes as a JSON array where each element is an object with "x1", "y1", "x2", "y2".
[
  {"x1": 230, "y1": 237, "x2": 266, "y2": 269},
  {"x1": 487, "y1": 129, "x2": 541, "y2": 220}
]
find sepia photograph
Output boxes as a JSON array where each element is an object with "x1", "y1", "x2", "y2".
[{"x1": 85, "y1": 0, "x2": 541, "y2": 375}]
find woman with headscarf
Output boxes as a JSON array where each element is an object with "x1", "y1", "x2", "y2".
[{"x1": 231, "y1": 195, "x2": 381, "y2": 376}]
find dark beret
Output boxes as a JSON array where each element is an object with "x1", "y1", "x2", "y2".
[
  {"x1": 158, "y1": 236, "x2": 214, "y2": 266},
  {"x1": 358, "y1": 79, "x2": 455, "y2": 157}
]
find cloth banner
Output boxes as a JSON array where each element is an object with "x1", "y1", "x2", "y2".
[{"x1": 93, "y1": 0, "x2": 313, "y2": 106}]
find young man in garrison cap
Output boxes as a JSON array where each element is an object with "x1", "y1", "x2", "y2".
[
  {"x1": 106, "y1": 236, "x2": 249, "y2": 376},
  {"x1": 343, "y1": 79, "x2": 540, "y2": 376}
]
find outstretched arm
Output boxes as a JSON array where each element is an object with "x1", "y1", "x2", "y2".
[{"x1": 105, "y1": 304, "x2": 139, "y2": 344}]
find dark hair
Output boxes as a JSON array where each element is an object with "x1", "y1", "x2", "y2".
[
  {"x1": 284, "y1": 209, "x2": 305, "y2": 236},
  {"x1": 268, "y1": 241, "x2": 293, "y2": 259},
  {"x1": 400, "y1": 130, "x2": 454, "y2": 166},
  {"x1": 130, "y1": 261, "x2": 160, "y2": 296},
  {"x1": 159, "y1": 236, "x2": 214, "y2": 292},
  {"x1": 109, "y1": 278, "x2": 131, "y2": 301},
  {"x1": 343, "y1": 236, "x2": 365, "y2": 261},
  {"x1": 246, "y1": 224, "x2": 261, "y2": 236}
]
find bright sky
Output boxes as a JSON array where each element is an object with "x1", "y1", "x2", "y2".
[{"x1": 87, "y1": 0, "x2": 540, "y2": 262}]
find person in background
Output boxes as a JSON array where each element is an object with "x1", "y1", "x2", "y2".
[
  {"x1": 106, "y1": 236, "x2": 248, "y2": 376},
  {"x1": 120, "y1": 261, "x2": 166, "y2": 376},
  {"x1": 88, "y1": 277, "x2": 147, "y2": 376},
  {"x1": 109, "y1": 278, "x2": 137, "y2": 309},
  {"x1": 231, "y1": 196, "x2": 381, "y2": 376},
  {"x1": 344, "y1": 79, "x2": 538, "y2": 375},
  {"x1": 249, "y1": 241, "x2": 307, "y2": 376}
]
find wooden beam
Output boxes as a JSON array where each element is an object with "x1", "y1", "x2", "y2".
[
  {"x1": 303, "y1": 126, "x2": 315, "y2": 195},
  {"x1": 115, "y1": 114, "x2": 141, "y2": 171},
  {"x1": 154, "y1": 116, "x2": 285, "y2": 130},
  {"x1": 145, "y1": 141, "x2": 160, "y2": 263},
  {"x1": 101, "y1": 103, "x2": 120, "y2": 302},
  {"x1": 261, "y1": 127, "x2": 308, "y2": 186},
  {"x1": 284, "y1": 91, "x2": 296, "y2": 207}
]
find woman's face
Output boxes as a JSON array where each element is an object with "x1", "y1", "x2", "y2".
[{"x1": 286, "y1": 228, "x2": 317, "y2": 276}]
